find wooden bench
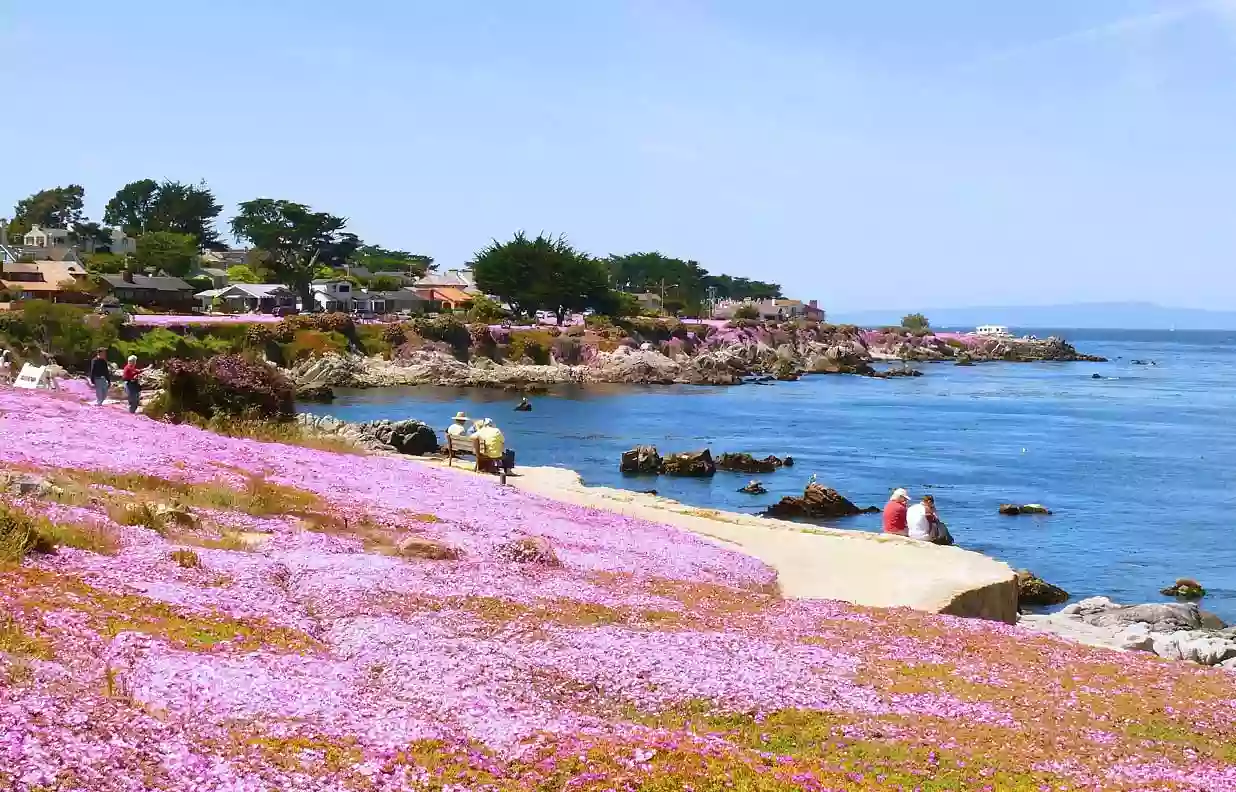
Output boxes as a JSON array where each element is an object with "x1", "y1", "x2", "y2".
[{"x1": 444, "y1": 432, "x2": 506, "y2": 485}]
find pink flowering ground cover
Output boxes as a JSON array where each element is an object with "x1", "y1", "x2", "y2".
[
  {"x1": 1, "y1": 387, "x2": 1235, "y2": 790},
  {"x1": 129, "y1": 314, "x2": 283, "y2": 326}
]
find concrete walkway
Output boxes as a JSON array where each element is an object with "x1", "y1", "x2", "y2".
[{"x1": 508, "y1": 465, "x2": 1018, "y2": 623}]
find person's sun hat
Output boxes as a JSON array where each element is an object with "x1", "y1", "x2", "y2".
[
  {"x1": 892, "y1": 488, "x2": 909, "y2": 501},
  {"x1": 452, "y1": 411, "x2": 469, "y2": 422},
  {"x1": 127, "y1": 355, "x2": 138, "y2": 363}
]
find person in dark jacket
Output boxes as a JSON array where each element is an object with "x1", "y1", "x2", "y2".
[{"x1": 88, "y1": 348, "x2": 111, "y2": 405}]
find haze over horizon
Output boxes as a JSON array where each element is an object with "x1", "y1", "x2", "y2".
[{"x1": 4, "y1": 0, "x2": 1236, "y2": 312}]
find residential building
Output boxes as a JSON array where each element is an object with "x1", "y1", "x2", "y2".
[
  {"x1": 74, "y1": 226, "x2": 137, "y2": 256},
  {"x1": 310, "y1": 280, "x2": 354, "y2": 312},
  {"x1": 196, "y1": 283, "x2": 296, "y2": 313},
  {"x1": 413, "y1": 268, "x2": 479, "y2": 294},
  {"x1": 634, "y1": 292, "x2": 663, "y2": 313},
  {"x1": 23, "y1": 225, "x2": 71, "y2": 249},
  {"x1": 1, "y1": 259, "x2": 90, "y2": 301},
  {"x1": 200, "y1": 249, "x2": 253, "y2": 267},
  {"x1": 352, "y1": 289, "x2": 430, "y2": 316},
  {"x1": 804, "y1": 299, "x2": 825, "y2": 322},
  {"x1": 99, "y1": 272, "x2": 196, "y2": 309},
  {"x1": 187, "y1": 267, "x2": 230, "y2": 289},
  {"x1": 411, "y1": 286, "x2": 473, "y2": 311}
]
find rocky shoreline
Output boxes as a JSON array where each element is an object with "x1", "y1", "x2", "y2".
[{"x1": 289, "y1": 323, "x2": 1105, "y2": 393}]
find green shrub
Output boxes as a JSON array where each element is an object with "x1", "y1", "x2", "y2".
[
  {"x1": 0, "y1": 301, "x2": 122, "y2": 371},
  {"x1": 151, "y1": 354, "x2": 295, "y2": 422},
  {"x1": 466, "y1": 295, "x2": 507, "y2": 323},
  {"x1": 281, "y1": 329, "x2": 350, "y2": 364},
  {"x1": 508, "y1": 330, "x2": 554, "y2": 364},
  {"x1": 409, "y1": 315, "x2": 471, "y2": 355},
  {"x1": 733, "y1": 304, "x2": 760, "y2": 320}
]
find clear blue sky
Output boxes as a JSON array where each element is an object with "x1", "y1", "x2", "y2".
[{"x1": 4, "y1": 0, "x2": 1235, "y2": 311}]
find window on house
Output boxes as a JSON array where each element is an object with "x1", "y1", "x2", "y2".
[{"x1": 338, "y1": 284, "x2": 350, "y2": 293}]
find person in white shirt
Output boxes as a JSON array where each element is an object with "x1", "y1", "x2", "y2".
[
  {"x1": 446, "y1": 411, "x2": 469, "y2": 437},
  {"x1": 907, "y1": 495, "x2": 953, "y2": 545},
  {"x1": 906, "y1": 496, "x2": 933, "y2": 541}
]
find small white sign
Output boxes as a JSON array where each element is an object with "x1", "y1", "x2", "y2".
[{"x1": 13, "y1": 364, "x2": 49, "y2": 390}]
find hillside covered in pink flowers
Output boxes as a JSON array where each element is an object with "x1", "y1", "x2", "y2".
[{"x1": 1, "y1": 386, "x2": 1233, "y2": 791}]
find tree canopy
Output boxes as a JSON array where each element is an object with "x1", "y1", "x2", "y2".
[
  {"x1": 230, "y1": 199, "x2": 352, "y2": 306},
  {"x1": 353, "y1": 245, "x2": 434, "y2": 278},
  {"x1": 472, "y1": 232, "x2": 611, "y2": 323},
  {"x1": 225, "y1": 265, "x2": 262, "y2": 284},
  {"x1": 104, "y1": 179, "x2": 224, "y2": 249},
  {"x1": 134, "y1": 232, "x2": 200, "y2": 278},
  {"x1": 9, "y1": 185, "x2": 86, "y2": 236},
  {"x1": 901, "y1": 313, "x2": 930, "y2": 331},
  {"x1": 604, "y1": 251, "x2": 781, "y2": 315}
]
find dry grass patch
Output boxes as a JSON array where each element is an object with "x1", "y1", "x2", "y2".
[
  {"x1": 170, "y1": 548, "x2": 201, "y2": 568},
  {"x1": 3, "y1": 567, "x2": 319, "y2": 655},
  {"x1": 0, "y1": 502, "x2": 120, "y2": 562}
]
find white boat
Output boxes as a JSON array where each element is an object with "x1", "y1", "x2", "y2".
[{"x1": 974, "y1": 324, "x2": 1012, "y2": 338}]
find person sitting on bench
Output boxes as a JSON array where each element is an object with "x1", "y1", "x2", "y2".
[{"x1": 473, "y1": 418, "x2": 514, "y2": 474}]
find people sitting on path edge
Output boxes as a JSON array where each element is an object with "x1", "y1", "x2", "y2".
[
  {"x1": 88, "y1": 348, "x2": 111, "y2": 406},
  {"x1": 447, "y1": 411, "x2": 469, "y2": 437},
  {"x1": 907, "y1": 494, "x2": 954, "y2": 545},
  {"x1": 515, "y1": 397, "x2": 532, "y2": 412},
  {"x1": 473, "y1": 418, "x2": 515, "y2": 475},
  {"x1": 121, "y1": 355, "x2": 144, "y2": 414},
  {"x1": 882, "y1": 488, "x2": 910, "y2": 536}
]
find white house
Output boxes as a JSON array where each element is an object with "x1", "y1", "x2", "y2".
[
  {"x1": 310, "y1": 279, "x2": 354, "y2": 312},
  {"x1": 196, "y1": 283, "x2": 296, "y2": 313},
  {"x1": 23, "y1": 225, "x2": 71, "y2": 249}
]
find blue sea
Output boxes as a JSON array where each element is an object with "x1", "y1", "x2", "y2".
[{"x1": 306, "y1": 329, "x2": 1236, "y2": 621}]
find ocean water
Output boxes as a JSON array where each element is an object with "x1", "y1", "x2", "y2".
[{"x1": 306, "y1": 329, "x2": 1236, "y2": 621}]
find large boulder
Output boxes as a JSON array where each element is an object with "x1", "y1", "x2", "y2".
[
  {"x1": 659, "y1": 450, "x2": 716, "y2": 477},
  {"x1": 296, "y1": 383, "x2": 336, "y2": 403},
  {"x1": 715, "y1": 453, "x2": 793, "y2": 474},
  {"x1": 1150, "y1": 631, "x2": 1236, "y2": 666},
  {"x1": 620, "y1": 446, "x2": 662, "y2": 475},
  {"x1": 765, "y1": 483, "x2": 870, "y2": 521},
  {"x1": 1015, "y1": 570, "x2": 1069, "y2": 607},
  {"x1": 1065, "y1": 599, "x2": 1205, "y2": 634},
  {"x1": 359, "y1": 419, "x2": 439, "y2": 456}
]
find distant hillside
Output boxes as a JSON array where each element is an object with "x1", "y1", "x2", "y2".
[{"x1": 829, "y1": 302, "x2": 1236, "y2": 331}]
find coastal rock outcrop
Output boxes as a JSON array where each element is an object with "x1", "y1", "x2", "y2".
[
  {"x1": 764, "y1": 483, "x2": 870, "y2": 521},
  {"x1": 659, "y1": 450, "x2": 716, "y2": 477},
  {"x1": 296, "y1": 414, "x2": 438, "y2": 456},
  {"x1": 1015, "y1": 570, "x2": 1069, "y2": 607},
  {"x1": 1044, "y1": 596, "x2": 1236, "y2": 667},
  {"x1": 715, "y1": 453, "x2": 793, "y2": 474},
  {"x1": 738, "y1": 481, "x2": 767, "y2": 495},
  {"x1": 620, "y1": 446, "x2": 663, "y2": 475},
  {"x1": 1160, "y1": 578, "x2": 1206, "y2": 600},
  {"x1": 999, "y1": 503, "x2": 1053, "y2": 516}
]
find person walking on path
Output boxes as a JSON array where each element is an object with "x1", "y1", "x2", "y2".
[
  {"x1": 88, "y1": 349, "x2": 111, "y2": 406},
  {"x1": 121, "y1": 355, "x2": 144, "y2": 413},
  {"x1": 882, "y1": 488, "x2": 910, "y2": 536}
]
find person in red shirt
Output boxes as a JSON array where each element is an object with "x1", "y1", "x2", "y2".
[
  {"x1": 121, "y1": 355, "x2": 144, "y2": 414},
  {"x1": 882, "y1": 488, "x2": 910, "y2": 535}
]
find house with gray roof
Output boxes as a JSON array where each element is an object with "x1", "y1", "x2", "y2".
[
  {"x1": 99, "y1": 272, "x2": 196, "y2": 309},
  {"x1": 195, "y1": 283, "x2": 296, "y2": 313}
]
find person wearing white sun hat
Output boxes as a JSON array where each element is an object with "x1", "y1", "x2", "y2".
[
  {"x1": 882, "y1": 488, "x2": 910, "y2": 536},
  {"x1": 447, "y1": 411, "x2": 469, "y2": 437}
]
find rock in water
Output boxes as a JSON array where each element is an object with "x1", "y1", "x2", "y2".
[
  {"x1": 1016, "y1": 570, "x2": 1069, "y2": 607},
  {"x1": 765, "y1": 483, "x2": 864, "y2": 520},
  {"x1": 620, "y1": 446, "x2": 662, "y2": 475},
  {"x1": 999, "y1": 503, "x2": 1053, "y2": 516},
  {"x1": 659, "y1": 449, "x2": 716, "y2": 477},
  {"x1": 296, "y1": 384, "x2": 336, "y2": 402},
  {"x1": 715, "y1": 453, "x2": 792, "y2": 474},
  {"x1": 1160, "y1": 578, "x2": 1206, "y2": 600},
  {"x1": 738, "y1": 481, "x2": 767, "y2": 495}
]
